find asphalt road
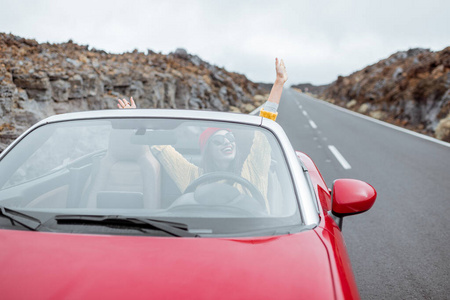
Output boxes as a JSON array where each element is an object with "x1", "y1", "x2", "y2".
[{"x1": 277, "y1": 88, "x2": 450, "y2": 300}]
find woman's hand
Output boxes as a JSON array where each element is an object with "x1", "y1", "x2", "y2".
[
  {"x1": 275, "y1": 58, "x2": 288, "y2": 84},
  {"x1": 265, "y1": 58, "x2": 287, "y2": 106},
  {"x1": 117, "y1": 97, "x2": 136, "y2": 109}
]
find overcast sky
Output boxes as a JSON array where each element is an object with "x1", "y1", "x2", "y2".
[{"x1": 1, "y1": 0, "x2": 449, "y2": 85}]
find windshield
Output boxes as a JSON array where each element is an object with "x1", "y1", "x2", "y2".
[{"x1": 0, "y1": 118, "x2": 302, "y2": 237}]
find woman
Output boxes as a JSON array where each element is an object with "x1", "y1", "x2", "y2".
[{"x1": 118, "y1": 58, "x2": 288, "y2": 210}]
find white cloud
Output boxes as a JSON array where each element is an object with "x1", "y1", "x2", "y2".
[{"x1": 1, "y1": 0, "x2": 449, "y2": 85}]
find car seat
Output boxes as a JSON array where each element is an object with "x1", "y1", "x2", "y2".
[{"x1": 82, "y1": 129, "x2": 161, "y2": 209}]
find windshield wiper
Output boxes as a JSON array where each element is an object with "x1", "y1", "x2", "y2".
[
  {"x1": 54, "y1": 215, "x2": 198, "y2": 237},
  {"x1": 0, "y1": 206, "x2": 41, "y2": 231}
]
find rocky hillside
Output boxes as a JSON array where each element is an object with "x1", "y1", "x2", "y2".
[
  {"x1": 318, "y1": 47, "x2": 450, "y2": 142},
  {"x1": 0, "y1": 33, "x2": 268, "y2": 152}
]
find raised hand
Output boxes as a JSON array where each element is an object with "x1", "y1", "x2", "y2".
[
  {"x1": 265, "y1": 58, "x2": 288, "y2": 106},
  {"x1": 117, "y1": 97, "x2": 136, "y2": 109},
  {"x1": 275, "y1": 58, "x2": 288, "y2": 84}
]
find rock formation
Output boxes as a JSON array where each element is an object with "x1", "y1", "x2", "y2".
[
  {"x1": 0, "y1": 33, "x2": 267, "y2": 152},
  {"x1": 318, "y1": 47, "x2": 450, "y2": 142}
]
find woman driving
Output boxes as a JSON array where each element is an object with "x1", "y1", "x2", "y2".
[{"x1": 117, "y1": 58, "x2": 288, "y2": 211}]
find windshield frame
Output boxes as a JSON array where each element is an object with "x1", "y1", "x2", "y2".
[{"x1": 0, "y1": 109, "x2": 320, "y2": 231}]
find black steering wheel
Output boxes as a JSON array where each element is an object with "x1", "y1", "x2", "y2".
[{"x1": 184, "y1": 172, "x2": 265, "y2": 204}]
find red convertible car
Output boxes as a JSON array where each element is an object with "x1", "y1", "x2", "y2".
[{"x1": 0, "y1": 109, "x2": 376, "y2": 299}]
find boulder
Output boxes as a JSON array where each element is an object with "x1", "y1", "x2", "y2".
[
  {"x1": 346, "y1": 99, "x2": 357, "y2": 109},
  {"x1": 51, "y1": 79, "x2": 70, "y2": 102},
  {"x1": 435, "y1": 114, "x2": 450, "y2": 142},
  {"x1": 358, "y1": 103, "x2": 371, "y2": 114}
]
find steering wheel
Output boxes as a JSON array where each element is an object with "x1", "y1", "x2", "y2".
[{"x1": 184, "y1": 172, "x2": 265, "y2": 204}]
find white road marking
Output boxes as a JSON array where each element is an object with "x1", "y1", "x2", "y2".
[
  {"x1": 302, "y1": 110, "x2": 308, "y2": 116},
  {"x1": 309, "y1": 120, "x2": 317, "y2": 129},
  {"x1": 328, "y1": 145, "x2": 352, "y2": 169},
  {"x1": 301, "y1": 93, "x2": 450, "y2": 148}
]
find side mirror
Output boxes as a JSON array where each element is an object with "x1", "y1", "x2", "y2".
[{"x1": 331, "y1": 179, "x2": 376, "y2": 229}]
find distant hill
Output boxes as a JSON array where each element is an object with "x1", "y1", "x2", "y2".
[
  {"x1": 0, "y1": 33, "x2": 268, "y2": 152},
  {"x1": 290, "y1": 83, "x2": 329, "y2": 95},
  {"x1": 318, "y1": 47, "x2": 450, "y2": 142}
]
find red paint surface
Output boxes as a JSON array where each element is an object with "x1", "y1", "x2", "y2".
[
  {"x1": 0, "y1": 229, "x2": 342, "y2": 300},
  {"x1": 315, "y1": 214, "x2": 361, "y2": 300},
  {"x1": 332, "y1": 179, "x2": 376, "y2": 215},
  {"x1": 0, "y1": 151, "x2": 364, "y2": 299},
  {"x1": 296, "y1": 151, "x2": 361, "y2": 299}
]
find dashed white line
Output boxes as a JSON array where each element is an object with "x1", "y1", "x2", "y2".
[
  {"x1": 301, "y1": 92, "x2": 450, "y2": 148},
  {"x1": 309, "y1": 120, "x2": 317, "y2": 129},
  {"x1": 328, "y1": 145, "x2": 352, "y2": 169},
  {"x1": 302, "y1": 110, "x2": 308, "y2": 116}
]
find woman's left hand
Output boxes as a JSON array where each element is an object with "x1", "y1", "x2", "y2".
[
  {"x1": 275, "y1": 58, "x2": 288, "y2": 84},
  {"x1": 117, "y1": 97, "x2": 136, "y2": 109}
]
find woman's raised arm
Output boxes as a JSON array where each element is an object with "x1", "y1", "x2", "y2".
[{"x1": 259, "y1": 58, "x2": 288, "y2": 121}]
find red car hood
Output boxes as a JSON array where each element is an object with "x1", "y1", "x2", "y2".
[{"x1": 0, "y1": 229, "x2": 335, "y2": 299}]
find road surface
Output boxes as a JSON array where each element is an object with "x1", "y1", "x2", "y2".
[{"x1": 277, "y1": 88, "x2": 450, "y2": 299}]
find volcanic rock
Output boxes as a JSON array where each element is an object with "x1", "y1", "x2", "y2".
[
  {"x1": 319, "y1": 47, "x2": 450, "y2": 142},
  {"x1": 0, "y1": 33, "x2": 267, "y2": 152}
]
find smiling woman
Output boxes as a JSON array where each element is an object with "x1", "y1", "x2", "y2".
[
  {"x1": 116, "y1": 58, "x2": 288, "y2": 211},
  {"x1": 151, "y1": 124, "x2": 274, "y2": 210},
  {"x1": 202, "y1": 129, "x2": 237, "y2": 172}
]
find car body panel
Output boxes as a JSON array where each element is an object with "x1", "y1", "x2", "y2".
[
  {"x1": 0, "y1": 229, "x2": 336, "y2": 299},
  {"x1": 296, "y1": 151, "x2": 360, "y2": 299},
  {"x1": 315, "y1": 215, "x2": 360, "y2": 300},
  {"x1": 0, "y1": 110, "x2": 372, "y2": 299}
]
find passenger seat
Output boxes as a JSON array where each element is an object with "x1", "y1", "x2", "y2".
[{"x1": 82, "y1": 129, "x2": 161, "y2": 209}]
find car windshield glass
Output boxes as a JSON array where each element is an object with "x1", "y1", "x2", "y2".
[{"x1": 0, "y1": 118, "x2": 302, "y2": 236}]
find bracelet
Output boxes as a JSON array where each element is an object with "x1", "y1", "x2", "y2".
[{"x1": 259, "y1": 108, "x2": 278, "y2": 121}]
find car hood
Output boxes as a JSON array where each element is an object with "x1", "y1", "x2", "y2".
[{"x1": 0, "y1": 229, "x2": 335, "y2": 299}]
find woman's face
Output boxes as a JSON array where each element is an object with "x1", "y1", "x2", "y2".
[{"x1": 209, "y1": 130, "x2": 236, "y2": 165}]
